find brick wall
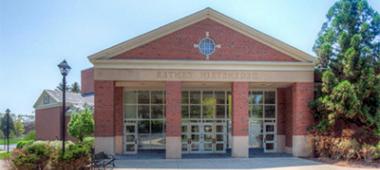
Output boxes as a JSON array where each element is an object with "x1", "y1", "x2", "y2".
[
  {"x1": 292, "y1": 83, "x2": 314, "y2": 136},
  {"x1": 35, "y1": 106, "x2": 74, "y2": 141},
  {"x1": 285, "y1": 86, "x2": 293, "y2": 147},
  {"x1": 231, "y1": 82, "x2": 249, "y2": 136},
  {"x1": 114, "y1": 87, "x2": 123, "y2": 136},
  {"x1": 113, "y1": 19, "x2": 299, "y2": 62},
  {"x1": 94, "y1": 81, "x2": 115, "y2": 136},
  {"x1": 277, "y1": 88, "x2": 286, "y2": 135},
  {"x1": 81, "y1": 68, "x2": 94, "y2": 96},
  {"x1": 165, "y1": 81, "x2": 182, "y2": 137}
]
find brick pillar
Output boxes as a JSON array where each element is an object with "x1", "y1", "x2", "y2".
[
  {"x1": 165, "y1": 81, "x2": 182, "y2": 159},
  {"x1": 94, "y1": 80, "x2": 115, "y2": 154},
  {"x1": 291, "y1": 82, "x2": 314, "y2": 157},
  {"x1": 114, "y1": 87, "x2": 123, "y2": 154},
  {"x1": 231, "y1": 82, "x2": 249, "y2": 157},
  {"x1": 277, "y1": 88, "x2": 286, "y2": 152}
]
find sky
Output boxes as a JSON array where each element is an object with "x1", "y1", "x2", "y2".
[{"x1": 1, "y1": 0, "x2": 380, "y2": 115}]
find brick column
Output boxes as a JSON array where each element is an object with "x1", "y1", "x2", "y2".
[
  {"x1": 291, "y1": 82, "x2": 314, "y2": 157},
  {"x1": 94, "y1": 80, "x2": 115, "y2": 154},
  {"x1": 165, "y1": 81, "x2": 182, "y2": 159},
  {"x1": 231, "y1": 82, "x2": 249, "y2": 157},
  {"x1": 114, "y1": 87, "x2": 123, "y2": 154},
  {"x1": 277, "y1": 88, "x2": 286, "y2": 152}
]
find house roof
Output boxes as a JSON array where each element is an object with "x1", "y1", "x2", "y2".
[
  {"x1": 88, "y1": 7, "x2": 316, "y2": 63},
  {"x1": 34, "y1": 89, "x2": 94, "y2": 110}
]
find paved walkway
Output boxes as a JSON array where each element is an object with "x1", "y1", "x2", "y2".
[{"x1": 114, "y1": 157, "x2": 376, "y2": 170}]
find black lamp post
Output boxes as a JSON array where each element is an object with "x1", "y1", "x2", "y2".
[
  {"x1": 57, "y1": 60, "x2": 71, "y2": 156},
  {"x1": 5, "y1": 109, "x2": 10, "y2": 153}
]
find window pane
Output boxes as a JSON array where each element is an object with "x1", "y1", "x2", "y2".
[
  {"x1": 190, "y1": 105, "x2": 201, "y2": 118},
  {"x1": 138, "y1": 105, "x2": 150, "y2": 119},
  {"x1": 182, "y1": 91, "x2": 189, "y2": 104},
  {"x1": 202, "y1": 91, "x2": 215, "y2": 105},
  {"x1": 151, "y1": 91, "x2": 164, "y2": 104},
  {"x1": 251, "y1": 105, "x2": 263, "y2": 119},
  {"x1": 265, "y1": 105, "x2": 275, "y2": 118},
  {"x1": 215, "y1": 91, "x2": 225, "y2": 104},
  {"x1": 150, "y1": 133, "x2": 165, "y2": 149},
  {"x1": 265, "y1": 91, "x2": 275, "y2": 104},
  {"x1": 251, "y1": 91, "x2": 263, "y2": 104},
  {"x1": 151, "y1": 105, "x2": 163, "y2": 119},
  {"x1": 124, "y1": 105, "x2": 137, "y2": 119},
  {"x1": 124, "y1": 91, "x2": 137, "y2": 104},
  {"x1": 138, "y1": 134, "x2": 150, "y2": 149},
  {"x1": 202, "y1": 105, "x2": 214, "y2": 119},
  {"x1": 190, "y1": 91, "x2": 201, "y2": 104},
  {"x1": 151, "y1": 120, "x2": 163, "y2": 133},
  {"x1": 138, "y1": 91, "x2": 150, "y2": 104},
  {"x1": 182, "y1": 105, "x2": 189, "y2": 119},
  {"x1": 138, "y1": 121, "x2": 150, "y2": 133},
  {"x1": 216, "y1": 105, "x2": 226, "y2": 118}
]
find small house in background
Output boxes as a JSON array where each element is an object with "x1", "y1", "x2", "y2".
[{"x1": 34, "y1": 68, "x2": 94, "y2": 140}]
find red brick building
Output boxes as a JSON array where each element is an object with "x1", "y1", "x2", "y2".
[
  {"x1": 34, "y1": 68, "x2": 94, "y2": 140},
  {"x1": 89, "y1": 8, "x2": 315, "y2": 158}
]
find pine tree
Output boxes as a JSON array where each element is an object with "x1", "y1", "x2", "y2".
[
  {"x1": 70, "y1": 82, "x2": 81, "y2": 93},
  {"x1": 312, "y1": 0, "x2": 380, "y2": 140}
]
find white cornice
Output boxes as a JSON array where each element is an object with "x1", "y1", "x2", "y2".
[
  {"x1": 88, "y1": 8, "x2": 316, "y2": 63},
  {"x1": 93, "y1": 60, "x2": 315, "y2": 71}
]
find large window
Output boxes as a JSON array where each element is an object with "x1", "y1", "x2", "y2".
[
  {"x1": 248, "y1": 90, "x2": 276, "y2": 148},
  {"x1": 124, "y1": 90, "x2": 165, "y2": 149},
  {"x1": 181, "y1": 90, "x2": 230, "y2": 120}
]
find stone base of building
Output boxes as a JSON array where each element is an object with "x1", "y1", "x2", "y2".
[
  {"x1": 231, "y1": 136, "x2": 248, "y2": 158},
  {"x1": 165, "y1": 136, "x2": 181, "y2": 159},
  {"x1": 114, "y1": 135, "x2": 123, "y2": 154},
  {"x1": 95, "y1": 137, "x2": 115, "y2": 154},
  {"x1": 292, "y1": 135, "x2": 312, "y2": 157},
  {"x1": 277, "y1": 135, "x2": 285, "y2": 152}
]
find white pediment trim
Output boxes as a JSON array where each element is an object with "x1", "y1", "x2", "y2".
[
  {"x1": 93, "y1": 59, "x2": 314, "y2": 71},
  {"x1": 88, "y1": 8, "x2": 316, "y2": 63}
]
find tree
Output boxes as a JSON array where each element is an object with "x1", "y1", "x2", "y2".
[
  {"x1": 14, "y1": 117, "x2": 25, "y2": 137},
  {"x1": 70, "y1": 82, "x2": 80, "y2": 93},
  {"x1": 56, "y1": 83, "x2": 71, "y2": 92},
  {"x1": 312, "y1": 0, "x2": 380, "y2": 140},
  {"x1": 0, "y1": 113, "x2": 15, "y2": 139},
  {"x1": 68, "y1": 107, "x2": 94, "y2": 142}
]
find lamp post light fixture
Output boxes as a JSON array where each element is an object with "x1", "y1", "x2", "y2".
[{"x1": 57, "y1": 60, "x2": 71, "y2": 156}]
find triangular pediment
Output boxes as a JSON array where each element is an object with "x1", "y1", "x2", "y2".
[{"x1": 89, "y1": 8, "x2": 315, "y2": 63}]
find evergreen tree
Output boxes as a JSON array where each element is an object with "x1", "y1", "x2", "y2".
[
  {"x1": 70, "y1": 82, "x2": 80, "y2": 93},
  {"x1": 312, "y1": 0, "x2": 380, "y2": 140},
  {"x1": 56, "y1": 82, "x2": 71, "y2": 92}
]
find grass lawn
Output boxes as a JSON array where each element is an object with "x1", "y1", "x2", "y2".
[
  {"x1": 0, "y1": 138, "x2": 22, "y2": 145},
  {"x1": 0, "y1": 151, "x2": 10, "y2": 160}
]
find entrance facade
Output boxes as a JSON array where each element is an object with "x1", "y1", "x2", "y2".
[{"x1": 90, "y1": 8, "x2": 316, "y2": 159}]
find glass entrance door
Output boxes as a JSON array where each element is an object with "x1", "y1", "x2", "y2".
[
  {"x1": 263, "y1": 122, "x2": 276, "y2": 152},
  {"x1": 124, "y1": 122, "x2": 138, "y2": 154},
  {"x1": 182, "y1": 122, "x2": 227, "y2": 154}
]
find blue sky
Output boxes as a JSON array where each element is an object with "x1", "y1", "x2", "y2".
[{"x1": 1, "y1": 0, "x2": 379, "y2": 115}]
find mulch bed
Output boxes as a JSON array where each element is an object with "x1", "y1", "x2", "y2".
[{"x1": 308, "y1": 157, "x2": 380, "y2": 169}]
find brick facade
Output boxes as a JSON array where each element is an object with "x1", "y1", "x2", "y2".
[
  {"x1": 277, "y1": 88, "x2": 286, "y2": 135},
  {"x1": 81, "y1": 68, "x2": 94, "y2": 95},
  {"x1": 94, "y1": 81, "x2": 115, "y2": 136},
  {"x1": 231, "y1": 82, "x2": 249, "y2": 136},
  {"x1": 292, "y1": 83, "x2": 314, "y2": 136},
  {"x1": 165, "y1": 81, "x2": 182, "y2": 137},
  {"x1": 113, "y1": 19, "x2": 299, "y2": 62},
  {"x1": 114, "y1": 87, "x2": 123, "y2": 136},
  {"x1": 285, "y1": 86, "x2": 293, "y2": 147}
]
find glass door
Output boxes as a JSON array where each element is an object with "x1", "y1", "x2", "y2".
[
  {"x1": 214, "y1": 122, "x2": 227, "y2": 153},
  {"x1": 263, "y1": 122, "x2": 276, "y2": 152},
  {"x1": 190, "y1": 123, "x2": 201, "y2": 153},
  {"x1": 124, "y1": 122, "x2": 138, "y2": 154},
  {"x1": 202, "y1": 123, "x2": 214, "y2": 153}
]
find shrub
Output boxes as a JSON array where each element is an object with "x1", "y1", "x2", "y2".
[
  {"x1": 23, "y1": 130, "x2": 36, "y2": 141},
  {"x1": 50, "y1": 142, "x2": 91, "y2": 169},
  {"x1": 83, "y1": 136, "x2": 94, "y2": 148},
  {"x1": 16, "y1": 140, "x2": 33, "y2": 149},
  {"x1": 11, "y1": 141, "x2": 52, "y2": 170},
  {"x1": 68, "y1": 107, "x2": 94, "y2": 142}
]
